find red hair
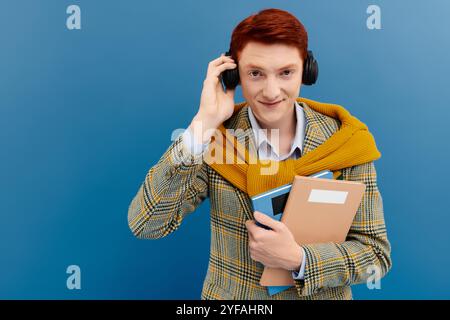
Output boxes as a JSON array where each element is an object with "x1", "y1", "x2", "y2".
[{"x1": 229, "y1": 8, "x2": 308, "y2": 62}]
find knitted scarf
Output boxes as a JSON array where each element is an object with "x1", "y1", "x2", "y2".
[{"x1": 203, "y1": 97, "x2": 381, "y2": 197}]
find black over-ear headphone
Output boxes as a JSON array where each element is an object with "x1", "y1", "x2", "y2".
[{"x1": 220, "y1": 49, "x2": 319, "y2": 90}]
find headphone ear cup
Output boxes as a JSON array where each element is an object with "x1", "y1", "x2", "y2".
[
  {"x1": 302, "y1": 50, "x2": 319, "y2": 85},
  {"x1": 221, "y1": 51, "x2": 240, "y2": 90},
  {"x1": 221, "y1": 67, "x2": 240, "y2": 90}
]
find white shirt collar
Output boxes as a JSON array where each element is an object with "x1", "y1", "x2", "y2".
[{"x1": 247, "y1": 101, "x2": 306, "y2": 159}]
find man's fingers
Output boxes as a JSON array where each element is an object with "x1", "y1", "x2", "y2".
[
  {"x1": 209, "y1": 62, "x2": 237, "y2": 78},
  {"x1": 245, "y1": 219, "x2": 255, "y2": 231},
  {"x1": 246, "y1": 220, "x2": 259, "y2": 238},
  {"x1": 253, "y1": 211, "x2": 281, "y2": 232},
  {"x1": 210, "y1": 54, "x2": 234, "y2": 67},
  {"x1": 247, "y1": 228, "x2": 255, "y2": 242},
  {"x1": 225, "y1": 87, "x2": 236, "y2": 97}
]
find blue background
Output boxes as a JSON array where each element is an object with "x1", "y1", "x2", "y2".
[{"x1": 1, "y1": 0, "x2": 449, "y2": 299}]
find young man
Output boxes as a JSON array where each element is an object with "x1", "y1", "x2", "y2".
[{"x1": 128, "y1": 8, "x2": 392, "y2": 300}]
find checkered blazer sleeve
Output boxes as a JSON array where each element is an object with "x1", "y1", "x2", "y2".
[
  {"x1": 127, "y1": 133, "x2": 209, "y2": 239},
  {"x1": 294, "y1": 161, "x2": 392, "y2": 296}
]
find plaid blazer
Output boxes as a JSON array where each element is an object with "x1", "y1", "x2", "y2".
[{"x1": 128, "y1": 101, "x2": 392, "y2": 300}]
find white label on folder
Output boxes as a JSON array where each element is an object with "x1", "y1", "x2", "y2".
[{"x1": 308, "y1": 189, "x2": 348, "y2": 204}]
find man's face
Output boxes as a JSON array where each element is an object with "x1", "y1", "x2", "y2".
[{"x1": 238, "y1": 41, "x2": 303, "y2": 128}]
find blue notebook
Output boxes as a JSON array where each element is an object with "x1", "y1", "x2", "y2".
[{"x1": 250, "y1": 170, "x2": 333, "y2": 296}]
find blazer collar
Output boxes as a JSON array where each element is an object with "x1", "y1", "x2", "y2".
[{"x1": 224, "y1": 99, "x2": 339, "y2": 157}]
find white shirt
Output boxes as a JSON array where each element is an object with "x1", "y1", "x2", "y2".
[
  {"x1": 247, "y1": 101, "x2": 306, "y2": 160},
  {"x1": 182, "y1": 101, "x2": 307, "y2": 280}
]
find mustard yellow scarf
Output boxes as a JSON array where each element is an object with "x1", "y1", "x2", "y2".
[{"x1": 203, "y1": 97, "x2": 381, "y2": 197}]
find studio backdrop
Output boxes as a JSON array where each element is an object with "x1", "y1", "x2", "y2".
[{"x1": 1, "y1": 0, "x2": 449, "y2": 299}]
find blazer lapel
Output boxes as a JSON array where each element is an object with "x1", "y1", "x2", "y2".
[
  {"x1": 301, "y1": 102, "x2": 340, "y2": 156},
  {"x1": 224, "y1": 105, "x2": 257, "y2": 221},
  {"x1": 228, "y1": 101, "x2": 339, "y2": 158},
  {"x1": 225, "y1": 105, "x2": 258, "y2": 160}
]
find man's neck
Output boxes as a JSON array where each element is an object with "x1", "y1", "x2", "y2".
[{"x1": 260, "y1": 104, "x2": 297, "y2": 144}]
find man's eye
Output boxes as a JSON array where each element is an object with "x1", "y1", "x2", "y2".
[
  {"x1": 282, "y1": 70, "x2": 294, "y2": 76},
  {"x1": 249, "y1": 71, "x2": 261, "y2": 78}
]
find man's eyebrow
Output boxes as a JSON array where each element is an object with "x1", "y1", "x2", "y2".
[{"x1": 243, "y1": 63, "x2": 299, "y2": 70}]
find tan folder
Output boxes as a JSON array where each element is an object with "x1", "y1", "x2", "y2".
[{"x1": 259, "y1": 175, "x2": 366, "y2": 286}]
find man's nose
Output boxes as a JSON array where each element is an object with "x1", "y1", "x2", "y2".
[{"x1": 262, "y1": 76, "x2": 281, "y2": 101}]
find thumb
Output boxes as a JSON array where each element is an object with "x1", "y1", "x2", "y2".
[
  {"x1": 225, "y1": 87, "x2": 235, "y2": 98},
  {"x1": 254, "y1": 211, "x2": 281, "y2": 231}
]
